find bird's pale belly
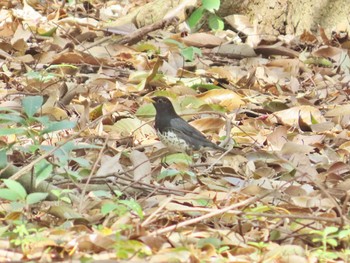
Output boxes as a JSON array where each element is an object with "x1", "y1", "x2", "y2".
[{"x1": 157, "y1": 130, "x2": 192, "y2": 152}]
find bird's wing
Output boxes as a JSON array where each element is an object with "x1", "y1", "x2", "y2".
[
  {"x1": 166, "y1": 117, "x2": 219, "y2": 150},
  {"x1": 170, "y1": 117, "x2": 209, "y2": 140}
]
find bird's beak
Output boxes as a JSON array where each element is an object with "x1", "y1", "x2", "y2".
[{"x1": 144, "y1": 97, "x2": 155, "y2": 103}]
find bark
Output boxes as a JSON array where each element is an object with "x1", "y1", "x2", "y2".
[{"x1": 219, "y1": 0, "x2": 350, "y2": 36}]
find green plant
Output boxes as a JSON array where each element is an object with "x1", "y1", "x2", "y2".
[
  {"x1": 164, "y1": 38, "x2": 202, "y2": 62},
  {"x1": 51, "y1": 189, "x2": 74, "y2": 204},
  {"x1": 113, "y1": 239, "x2": 151, "y2": 259},
  {"x1": 197, "y1": 237, "x2": 230, "y2": 254},
  {"x1": 311, "y1": 227, "x2": 338, "y2": 250},
  {"x1": 101, "y1": 191, "x2": 144, "y2": 219},
  {"x1": 0, "y1": 95, "x2": 99, "y2": 183},
  {"x1": 25, "y1": 64, "x2": 78, "y2": 83},
  {"x1": 187, "y1": 0, "x2": 224, "y2": 31},
  {"x1": 248, "y1": 241, "x2": 269, "y2": 253},
  {"x1": 9, "y1": 221, "x2": 46, "y2": 253},
  {"x1": 0, "y1": 95, "x2": 76, "y2": 143},
  {"x1": 309, "y1": 226, "x2": 350, "y2": 261},
  {"x1": 0, "y1": 179, "x2": 48, "y2": 209}
]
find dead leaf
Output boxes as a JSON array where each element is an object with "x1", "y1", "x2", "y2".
[
  {"x1": 181, "y1": 33, "x2": 225, "y2": 48},
  {"x1": 268, "y1": 106, "x2": 326, "y2": 126},
  {"x1": 212, "y1": 44, "x2": 257, "y2": 59},
  {"x1": 130, "y1": 150, "x2": 151, "y2": 183},
  {"x1": 96, "y1": 154, "x2": 124, "y2": 176},
  {"x1": 266, "y1": 126, "x2": 288, "y2": 151},
  {"x1": 197, "y1": 89, "x2": 245, "y2": 111},
  {"x1": 189, "y1": 117, "x2": 225, "y2": 133},
  {"x1": 326, "y1": 104, "x2": 350, "y2": 117}
]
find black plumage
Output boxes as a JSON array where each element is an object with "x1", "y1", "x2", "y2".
[{"x1": 151, "y1": 96, "x2": 225, "y2": 153}]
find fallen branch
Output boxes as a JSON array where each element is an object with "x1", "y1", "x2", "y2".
[{"x1": 107, "y1": 17, "x2": 179, "y2": 46}]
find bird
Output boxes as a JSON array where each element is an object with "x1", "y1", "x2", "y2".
[{"x1": 149, "y1": 96, "x2": 226, "y2": 153}]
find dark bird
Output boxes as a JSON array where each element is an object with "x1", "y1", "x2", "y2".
[{"x1": 149, "y1": 96, "x2": 226, "y2": 153}]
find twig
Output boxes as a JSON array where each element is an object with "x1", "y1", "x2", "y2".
[
  {"x1": 141, "y1": 196, "x2": 174, "y2": 227},
  {"x1": 6, "y1": 112, "x2": 113, "y2": 183},
  {"x1": 275, "y1": 153, "x2": 347, "y2": 226},
  {"x1": 242, "y1": 212, "x2": 341, "y2": 224},
  {"x1": 114, "y1": 17, "x2": 179, "y2": 45},
  {"x1": 204, "y1": 145, "x2": 234, "y2": 173},
  {"x1": 78, "y1": 135, "x2": 109, "y2": 213},
  {"x1": 149, "y1": 192, "x2": 271, "y2": 236}
]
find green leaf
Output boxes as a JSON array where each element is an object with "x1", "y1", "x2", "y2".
[
  {"x1": 22, "y1": 96, "x2": 43, "y2": 118},
  {"x1": 187, "y1": 7, "x2": 205, "y2": 29},
  {"x1": 197, "y1": 237, "x2": 221, "y2": 249},
  {"x1": 26, "y1": 192, "x2": 48, "y2": 205},
  {"x1": 202, "y1": 0, "x2": 220, "y2": 11},
  {"x1": 218, "y1": 246, "x2": 230, "y2": 253},
  {"x1": 0, "y1": 189, "x2": 22, "y2": 201},
  {"x1": 163, "y1": 38, "x2": 185, "y2": 49},
  {"x1": 0, "y1": 148, "x2": 8, "y2": 168},
  {"x1": 45, "y1": 64, "x2": 78, "y2": 71},
  {"x1": 69, "y1": 142, "x2": 101, "y2": 150},
  {"x1": 41, "y1": 120, "x2": 76, "y2": 134},
  {"x1": 59, "y1": 196, "x2": 72, "y2": 204},
  {"x1": 113, "y1": 190, "x2": 123, "y2": 198},
  {"x1": 339, "y1": 229, "x2": 350, "y2": 239},
  {"x1": 135, "y1": 42, "x2": 159, "y2": 53},
  {"x1": 190, "y1": 83, "x2": 222, "y2": 91},
  {"x1": 181, "y1": 96, "x2": 206, "y2": 109},
  {"x1": 157, "y1": 169, "x2": 180, "y2": 180},
  {"x1": 0, "y1": 225, "x2": 10, "y2": 236},
  {"x1": 195, "y1": 198, "x2": 212, "y2": 206},
  {"x1": 135, "y1": 103, "x2": 156, "y2": 118},
  {"x1": 163, "y1": 153, "x2": 193, "y2": 165},
  {"x1": 304, "y1": 57, "x2": 333, "y2": 67},
  {"x1": 181, "y1": 46, "x2": 202, "y2": 61},
  {"x1": 70, "y1": 157, "x2": 90, "y2": 168},
  {"x1": 0, "y1": 107, "x2": 21, "y2": 114},
  {"x1": 208, "y1": 14, "x2": 224, "y2": 30},
  {"x1": 2, "y1": 179, "x2": 27, "y2": 200},
  {"x1": 34, "y1": 159, "x2": 53, "y2": 187},
  {"x1": 38, "y1": 26, "x2": 57, "y2": 37},
  {"x1": 35, "y1": 115, "x2": 50, "y2": 125},
  {"x1": 90, "y1": 190, "x2": 113, "y2": 198},
  {"x1": 324, "y1": 226, "x2": 338, "y2": 235},
  {"x1": 25, "y1": 71, "x2": 58, "y2": 83},
  {"x1": 326, "y1": 238, "x2": 338, "y2": 247},
  {"x1": 0, "y1": 113, "x2": 25, "y2": 124},
  {"x1": 101, "y1": 203, "x2": 119, "y2": 215},
  {"x1": 0, "y1": 128, "x2": 26, "y2": 135},
  {"x1": 119, "y1": 199, "x2": 144, "y2": 219}
]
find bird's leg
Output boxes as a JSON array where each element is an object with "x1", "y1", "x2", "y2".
[{"x1": 160, "y1": 155, "x2": 170, "y2": 167}]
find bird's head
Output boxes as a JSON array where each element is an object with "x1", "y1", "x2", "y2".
[
  {"x1": 151, "y1": 96, "x2": 172, "y2": 105},
  {"x1": 145, "y1": 96, "x2": 176, "y2": 114}
]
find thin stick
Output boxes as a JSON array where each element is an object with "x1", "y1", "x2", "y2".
[
  {"x1": 78, "y1": 136, "x2": 109, "y2": 213},
  {"x1": 149, "y1": 192, "x2": 270, "y2": 236},
  {"x1": 141, "y1": 196, "x2": 174, "y2": 227},
  {"x1": 6, "y1": 112, "x2": 113, "y2": 183}
]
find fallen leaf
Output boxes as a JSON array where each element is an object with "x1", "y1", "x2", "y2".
[
  {"x1": 130, "y1": 150, "x2": 151, "y2": 183},
  {"x1": 181, "y1": 33, "x2": 225, "y2": 48},
  {"x1": 197, "y1": 89, "x2": 245, "y2": 111},
  {"x1": 268, "y1": 105, "x2": 326, "y2": 126}
]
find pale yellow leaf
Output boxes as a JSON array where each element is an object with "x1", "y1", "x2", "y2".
[
  {"x1": 130, "y1": 150, "x2": 151, "y2": 183},
  {"x1": 326, "y1": 104, "x2": 350, "y2": 116},
  {"x1": 189, "y1": 117, "x2": 225, "y2": 132},
  {"x1": 197, "y1": 89, "x2": 245, "y2": 111},
  {"x1": 268, "y1": 105, "x2": 326, "y2": 126}
]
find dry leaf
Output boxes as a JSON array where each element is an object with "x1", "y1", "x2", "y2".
[
  {"x1": 130, "y1": 150, "x2": 151, "y2": 183},
  {"x1": 197, "y1": 89, "x2": 245, "y2": 111}
]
